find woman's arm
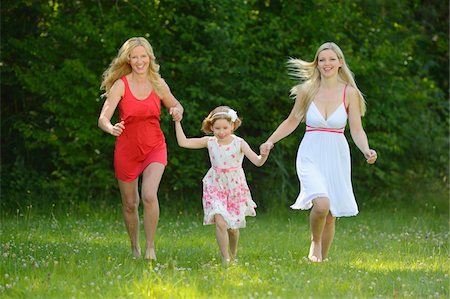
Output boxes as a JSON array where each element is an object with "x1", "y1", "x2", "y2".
[
  {"x1": 260, "y1": 95, "x2": 302, "y2": 154},
  {"x1": 241, "y1": 139, "x2": 270, "y2": 167},
  {"x1": 98, "y1": 79, "x2": 125, "y2": 136},
  {"x1": 174, "y1": 121, "x2": 208, "y2": 149},
  {"x1": 347, "y1": 87, "x2": 377, "y2": 164},
  {"x1": 159, "y1": 78, "x2": 184, "y2": 121}
]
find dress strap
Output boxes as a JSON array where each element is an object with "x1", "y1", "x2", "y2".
[
  {"x1": 121, "y1": 76, "x2": 130, "y2": 97},
  {"x1": 343, "y1": 84, "x2": 348, "y2": 113}
]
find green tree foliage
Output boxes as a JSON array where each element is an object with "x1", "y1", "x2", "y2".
[{"x1": 1, "y1": 0, "x2": 448, "y2": 210}]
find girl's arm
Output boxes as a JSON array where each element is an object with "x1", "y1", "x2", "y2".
[
  {"x1": 347, "y1": 87, "x2": 377, "y2": 164},
  {"x1": 98, "y1": 79, "x2": 125, "y2": 136},
  {"x1": 159, "y1": 78, "x2": 184, "y2": 122},
  {"x1": 260, "y1": 93, "x2": 303, "y2": 154},
  {"x1": 241, "y1": 139, "x2": 270, "y2": 167},
  {"x1": 175, "y1": 121, "x2": 208, "y2": 149}
]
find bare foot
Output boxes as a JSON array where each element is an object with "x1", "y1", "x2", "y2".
[
  {"x1": 132, "y1": 246, "x2": 141, "y2": 258},
  {"x1": 308, "y1": 241, "x2": 322, "y2": 263},
  {"x1": 222, "y1": 258, "x2": 231, "y2": 267},
  {"x1": 144, "y1": 247, "x2": 157, "y2": 260}
]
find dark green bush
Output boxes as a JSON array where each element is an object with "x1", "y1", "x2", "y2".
[{"x1": 1, "y1": 0, "x2": 448, "y2": 212}]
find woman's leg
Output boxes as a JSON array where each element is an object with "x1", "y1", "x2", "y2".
[
  {"x1": 321, "y1": 212, "x2": 336, "y2": 260},
  {"x1": 228, "y1": 229, "x2": 240, "y2": 260},
  {"x1": 214, "y1": 214, "x2": 231, "y2": 264},
  {"x1": 308, "y1": 197, "x2": 330, "y2": 262},
  {"x1": 117, "y1": 178, "x2": 141, "y2": 257},
  {"x1": 141, "y1": 163, "x2": 165, "y2": 260}
]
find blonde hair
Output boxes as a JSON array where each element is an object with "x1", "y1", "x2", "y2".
[
  {"x1": 100, "y1": 37, "x2": 163, "y2": 97},
  {"x1": 288, "y1": 42, "x2": 366, "y2": 122},
  {"x1": 201, "y1": 106, "x2": 242, "y2": 134}
]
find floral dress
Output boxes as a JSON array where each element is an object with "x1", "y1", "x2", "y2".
[{"x1": 202, "y1": 135, "x2": 257, "y2": 229}]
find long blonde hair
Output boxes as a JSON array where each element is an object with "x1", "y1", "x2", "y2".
[
  {"x1": 201, "y1": 106, "x2": 242, "y2": 134},
  {"x1": 100, "y1": 37, "x2": 163, "y2": 97},
  {"x1": 289, "y1": 42, "x2": 366, "y2": 122}
]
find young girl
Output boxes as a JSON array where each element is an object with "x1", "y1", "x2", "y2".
[{"x1": 174, "y1": 106, "x2": 270, "y2": 265}]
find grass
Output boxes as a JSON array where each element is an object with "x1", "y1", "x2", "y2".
[{"x1": 0, "y1": 198, "x2": 448, "y2": 299}]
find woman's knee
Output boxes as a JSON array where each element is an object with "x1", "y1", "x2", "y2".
[
  {"x1": 325, "y1": 213, "x2": 336, "y2": 225},
  {"x1": 141, "y1": 192, "x2": 158, "y2": 205},
  {"x1": 122, "y1": 197, "x2": 139, "y2": 213},
  {"x1": 312, "y1": 197, "x2": 330, "y2": 215}
]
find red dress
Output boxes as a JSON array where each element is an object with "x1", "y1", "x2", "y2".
[{"x1": 114, "y1": 76, "x2": 167, "y2": 182}]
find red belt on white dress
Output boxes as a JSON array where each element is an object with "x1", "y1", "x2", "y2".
[
  {"x1": 213, "y1": 166, "x2": 242, "y2": 173},
  {"x1": 305, "y1": 125, "x2": 345, "y2": 134}
]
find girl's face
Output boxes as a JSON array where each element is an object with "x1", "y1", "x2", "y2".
[
  {"x1": 211, "y1": 118, "x2": 234, "y2": 141},
  {"x1": 317, "y1": 49, "x2": 342, "y2": 78},
  {"x1": 129, "y1": 46, "x2": 150, "y2": 74}
]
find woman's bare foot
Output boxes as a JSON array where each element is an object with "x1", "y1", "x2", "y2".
[
  {"x1": 132, "y1": 246, "x2": 141, "y2": 258},
  {"x1": 222, "y1": 258, "x2": 231, "y2": 267},
  {"x1": 308, "y1": 241, "x2": 322, "y2": 263},
  {"x1": 144, "y1": 247, "x2": 157, "y2": 260}
]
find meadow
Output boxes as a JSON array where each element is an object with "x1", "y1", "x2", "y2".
[{"x1": 1, "y1": 197, "x2": 448, "y2": 299}]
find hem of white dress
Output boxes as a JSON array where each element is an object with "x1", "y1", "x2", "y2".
[
  {"x1": 290, "y1": 192, "x2": 328, "y2": 210},
  {"x1": 290, "y1": 193, "x2": 359, "y2": 218},
  {"x1": 330, "y1": 211, "x2": 359, "y2": 217}
]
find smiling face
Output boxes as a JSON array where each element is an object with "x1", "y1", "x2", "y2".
[
  {"x1": 317, "y1": 49, "x2": 342, "y2": 78},
  {"x1": 211, "y1": 118, "x2": 234, "y2": 141},
  {"x1": 129, "y1": 45, "x2": 150, "y2": 75}
]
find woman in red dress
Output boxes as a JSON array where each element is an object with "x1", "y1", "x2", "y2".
[{"x1": 98, "y1": 37, "x2": 183, "y2": 260}]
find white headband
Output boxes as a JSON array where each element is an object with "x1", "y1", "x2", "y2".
[{"x1": 212, "y1": 109, "x2": 238, "y2": 122}]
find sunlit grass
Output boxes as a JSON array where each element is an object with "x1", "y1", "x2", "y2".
[{"x1": 0, "y1": 200, "x2": 448, "y2": 298}]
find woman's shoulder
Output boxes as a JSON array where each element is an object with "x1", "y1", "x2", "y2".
[
  {"x1": 292, "y1": 83, "x2": 308, "y2": 97},
  {"x1": 344, "y1": 84, "x2": 358, "y2": 101},
  {"x1": 110, "y1": 78, "x2": 125, "y2": 95},
  {"x1": 344, "y1": 83, "x2": 357, "y2": 94},
  {"x1": 157, "y1": 77, "x2": 169, "y2": 89}
]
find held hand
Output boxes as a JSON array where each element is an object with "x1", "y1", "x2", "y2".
[
  {"x1": 364, "y1": 149, "x2": 377, "y2": 164},
  {"x1": 111, "y1": 121, "x2": 125, "y2": 136},
  {"x1": 170, "y1": 107, "x2": 183, "y2": 122},
  {"x1": 260, "y1": 141, "x2": 274, "y2": 156}
]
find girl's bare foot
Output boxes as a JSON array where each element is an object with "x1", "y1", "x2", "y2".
[
  {"x1": 308, "y1": 241, "x2": 322, "y2": 263},
  {"x1": 145, "y1": 247, "x2": 157, "y2": 260}
]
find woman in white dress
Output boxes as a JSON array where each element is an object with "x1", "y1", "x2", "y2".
[{"x1": 260, "y1": 42, "x2": 377, "y2": 262}]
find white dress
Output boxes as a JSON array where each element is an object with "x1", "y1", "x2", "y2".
[
  {"x1": 290, "y1": 87, "x2": 358, "y2": 217},
  {"x1": 202, "y1": 135, "x2": 257, "y2": 229}
]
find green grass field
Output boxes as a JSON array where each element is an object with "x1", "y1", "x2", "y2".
[{"x1": 1, "y1": 199, "x2": 448, "y2": 298}]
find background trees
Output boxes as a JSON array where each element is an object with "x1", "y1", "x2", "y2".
[{"x1": 1, "y1": 0, "x2": 448, "y2": 211}]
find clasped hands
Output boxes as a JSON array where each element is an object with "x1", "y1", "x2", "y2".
[{"x1": 260, "y1": 141, "x2": 274, "y2": 156}]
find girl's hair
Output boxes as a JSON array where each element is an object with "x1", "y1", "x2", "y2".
[
  {"x1": 288, "y1": 42, "x2": 366, "y2": 122},
  {"x1": 201, "y1": 106, "x2": 242, "y2": 134},
  {"x1": 100, "y1": 37, "x2": 163, "y2": 97}
]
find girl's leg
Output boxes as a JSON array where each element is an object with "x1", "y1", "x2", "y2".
[
  {"x1": 141, "y1": 163, "x2": 165, "y2": 260},
  {"x1": 214, "y1": 214, "x2": 231, "y2": 264},
  {"x1": 321, "y1": 212, "x2": 336, "y2": 260},
  {"x1": 228, "y1": 229, "x2": 240, "y2": 260},
  {"x1": 117, "y1": 178, "x2": 141, "y2": 257},
  {"x1": 308, "y1": 197, "x2": 330, "y2": 262}
]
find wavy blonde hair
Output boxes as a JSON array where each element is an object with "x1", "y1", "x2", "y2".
[
  {"x1": 100, "y1": 37, "x2": 163, "y2": 97},
  {"x1": 201, "y1": 106, "x2": 242, "y2": 134},
  {"x1": 289, "y1": 42, "x2": 366, "y2": 122}
]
